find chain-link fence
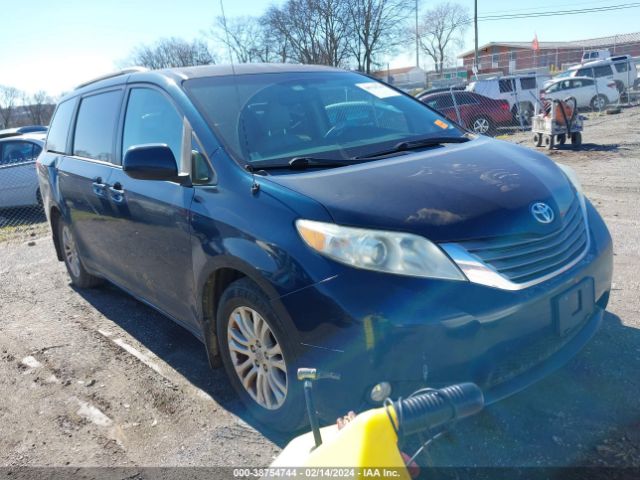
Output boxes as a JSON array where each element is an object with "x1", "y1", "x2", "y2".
[
  {"x1": 0, "y1": 133, "x2": 48, "y2": 243},
  {"x1": 417, "y1": 41, "x2": 640, "y2": 141},
  {"x1": 1, "y1": 40, "x2": 639, "y2": 243}
]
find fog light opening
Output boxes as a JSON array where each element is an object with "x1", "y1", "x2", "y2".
[{"x1": 370, "y1": 382, "x2": 392, "y2": 403}]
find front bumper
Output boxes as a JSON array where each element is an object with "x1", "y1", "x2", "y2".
[{"x1": 277, "y1": 201, "x2": 613, "y2": 417}]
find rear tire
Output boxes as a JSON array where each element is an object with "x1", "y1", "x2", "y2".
[
  {"x1": 470, "y1": 116, "x2": 494, "y2": 136},
  {"x1": 216, "y1": 278, "x2": 306, "y2": 431},
  {"x1": 590, "y1": 94, "x2": 608, "y2": 111},
  {"x1": 58, "y1": 221, "x2": 102, "y2": 288}
]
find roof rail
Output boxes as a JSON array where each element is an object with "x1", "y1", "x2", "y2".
[{"x1": 74, "y1": 67, "x2": 149, "y2": 90}]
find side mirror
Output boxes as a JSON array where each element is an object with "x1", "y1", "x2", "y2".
[{"x1": 123, "y1": 144, "x2": 189, "y2": 185}]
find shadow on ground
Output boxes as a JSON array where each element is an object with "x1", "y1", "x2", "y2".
[
  {"x1": 74, "y1": 283, "x2": 640, "y2": 466},
  {"x1": 425, "y1": 312, "x2": 640, "y2": 467},
  {"x1": 559, "y1": 143, "x2": 620, "y2": 152},
  {"x1": 73, "y1": 283, "x2": 292, "y2": 447}
]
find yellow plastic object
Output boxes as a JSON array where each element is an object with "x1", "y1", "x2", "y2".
[{"x1": 272, "y1": 405, "x2": 410, "y2": 480}]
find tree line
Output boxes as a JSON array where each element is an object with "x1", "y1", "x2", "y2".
[
  {"x1": 0, "y1": 86, "x2": 56, "y2": 129},
  {"x1": 126, "y1": 0, "x2": 469, "y2": 75},
  {"x1": 0, "y1": 1, "x2": 469, "y2": 128}
]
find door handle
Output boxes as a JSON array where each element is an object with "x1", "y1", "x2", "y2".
[
  {"x1": 108, "y1": 182, "x2": 125, "y2": 203},
  {"x1": 92, "y1": 177, "x2": 107, "y2": 197}
]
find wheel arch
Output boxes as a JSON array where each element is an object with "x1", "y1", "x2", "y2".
[
  {"x1": 49, "y1": 206, "x2": 64, "y2": 261},
  {"x1": 198, "y1": 257, "x2": 293, "y2": 368}
]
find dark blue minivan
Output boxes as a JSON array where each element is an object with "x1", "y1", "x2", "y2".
[{"x1": 37, "y1": 64, "x2": 613, "y2": 430}]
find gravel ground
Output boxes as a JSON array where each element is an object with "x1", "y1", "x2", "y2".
[{"x1": 0, "y1": 106, "x2": 638, "y2": 474}]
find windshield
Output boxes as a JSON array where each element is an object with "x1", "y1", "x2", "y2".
[{"x1": 184, "y1": 71, "x2": 463, "y2": 167}]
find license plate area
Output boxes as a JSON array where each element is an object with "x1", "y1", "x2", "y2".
[{"x1": 553, "y1": 278, "x2": 595, "y2": 336}]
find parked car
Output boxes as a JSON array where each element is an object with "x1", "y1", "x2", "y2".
[
  {"x1": 541, "y1": 76, "x2": 619, "y2": 110},
  {"x1": 419, "y1": 91, "x2": 512, "y2": 135},
  {"x1": 466, "y1": 74, "x2": 550, "y2": 125},
  {"x1": 38, "y1": 64, "x2": 612, "y2": 431},
  {"x1": 0, "y1": 125, "x2": 48, "y2": 139},
  {"x1": 0, "y1": 132, "x2": 45, "y2": 208},
  {"x1": 565, "y1": 55, "x2": 638, "y2": 93},
  {"x1": 416, "y1": 84, "x2": 466, "y2": 97}
]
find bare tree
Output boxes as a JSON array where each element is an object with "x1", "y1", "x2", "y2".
[
  {"x1": 417, "y1": 1, "x2": 469, "y2": 73},
  {"x1": 127, "y1": 37, "x2": 215, "y2": 69},
  {"x1": 347, "y1": 0, "x2": 413, "y2": 74},
  {"x1": 0, "y1": 86, "x2": 21, "y2": 128},
  {"x1": 210, "y1": 16, "x2": 286, "y2": 63},
  {"x1": 265, "y1": 0, "x2": 351, "y2": 67},
  {"x1": 24, "y1": 91, "x2": 55, "y2": 126}
]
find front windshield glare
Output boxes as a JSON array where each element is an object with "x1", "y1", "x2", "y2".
[{"x1": 184, "y1": 71, "x2": 463, "y2": 167}]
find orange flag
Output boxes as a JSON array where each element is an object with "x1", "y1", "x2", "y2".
[{"x1": 532, "y1": 33, "x2": 540, "y2": 51}]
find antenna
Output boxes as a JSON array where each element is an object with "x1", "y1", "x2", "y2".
[{"x1": 219, "y1": 0, "x2": 259, "y2": 194}]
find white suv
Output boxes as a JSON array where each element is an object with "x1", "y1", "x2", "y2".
[
  {"x1": 466, "y1": 74, "x2": 550, "y2": 124},
  {"x1": 565, "y1": 55, "x2": 638, "y2": 93}
]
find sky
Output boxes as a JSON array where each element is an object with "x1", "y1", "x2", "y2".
[{"x1": 1, "y1": 0, "x2": 638, "y2": 96}]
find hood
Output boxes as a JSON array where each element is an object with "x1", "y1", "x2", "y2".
[{"x1": 265, "y1": 137, "x2": 577, "y2": 243}]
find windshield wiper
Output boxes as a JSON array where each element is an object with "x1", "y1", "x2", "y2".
[
  {"x1": 251, "y1": 156, "x2": 370, "y2": 171},
  {"x1": 354, "y1": 136, "x2": 470, "y2": 159}
]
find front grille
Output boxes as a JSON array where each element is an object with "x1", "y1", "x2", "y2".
[{"x1": 457, "y1": 197, "x2": 587, "y2": 285}]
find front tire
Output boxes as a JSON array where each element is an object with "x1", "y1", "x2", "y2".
[
  {"x1": 216, "y1": 278, "x2": 305, "y2": 431},
  {"x1": 591, "y1": 94, "x2": 608, "y2": 111},
  {"x1": 58, "y1": 221, "x2": 102, "y2": 288}
]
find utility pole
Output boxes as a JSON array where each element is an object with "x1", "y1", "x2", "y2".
[
  {"x1": 415, "y1": 0, "x2": 420, "y2": 68},
  {"x1": 474, "y1": 0, "x2": 479, "y2": 71},
  {"x1": 473, "y1": 0, "x2": 480, "y2": 75}
]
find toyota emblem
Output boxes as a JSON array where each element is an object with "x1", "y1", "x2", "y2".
[{"x1": 531, "y1": 202, "x2": 555, "y2": 224}]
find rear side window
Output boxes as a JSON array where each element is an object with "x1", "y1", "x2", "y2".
[
  {"x1": 122, "y1": 88, "x2": 183, "y2": 165},
  {"x1": 73, "y1": 90, "x2": 122, "y2": 162},
  {"x1": 520, "y1": 77, "x2": 536, "y2": 90},
  {"x1": 576, "y1": 68, "x2": 593, "y2": 77},
  {"x1": 46, "y1": 100, "x2": 75, "y2": 154},
  {"x1": 594, "y1": 65, "x2": 613, "y2": 78},
  {"x1": 614, "y1": 62, "x2": 629, "y2": 73},
  {"x1": 455, "y1": 93, "x2": 478, "y2": 105},
  {"x1": 498, "y1": 79, "x2": 514, "y2": 93},
  {"x1": 0, "y1": 141, "x2": 41, "y2": 165},
  {"x1": 571, "y1": 79, "x2": 593, "y2": 88}
]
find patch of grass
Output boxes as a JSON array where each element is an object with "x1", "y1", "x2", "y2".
[{"x1": 0, "y1": 222, "x2": 49, "y2": 243}]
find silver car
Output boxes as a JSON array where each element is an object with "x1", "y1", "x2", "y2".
[{"x1": 0, "y1": 132, "x2": 45, "y2": 208}]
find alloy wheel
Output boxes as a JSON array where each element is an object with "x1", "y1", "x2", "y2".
[
  {"x1": 227, "y1": 306, "x2": 288, "y2": 410},
  {"x1": 472, "y1": 118, "x2": 490, "y2": 135},
  {"x1": 593, "y1": 96, "x2": 606, "y2": 110},
  {"x1": 62, "y1": 225, "x2": 81, "y2": 279}
]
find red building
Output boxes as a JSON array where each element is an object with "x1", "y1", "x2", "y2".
[{"x1": 458, "y1": 31, "x2": 640, "y2": 76}]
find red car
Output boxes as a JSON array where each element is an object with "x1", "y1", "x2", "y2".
[{"x1": 418, "y1": 91, "x2": 512, "y2": 136}]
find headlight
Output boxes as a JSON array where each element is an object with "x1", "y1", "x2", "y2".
[{"x1": 295, "y1": 219, "x2": 467, "y2": 281}]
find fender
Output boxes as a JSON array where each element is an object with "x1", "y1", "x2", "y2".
[{"x1": 195, "y1": 252, "x2": 307, "y2": 368}]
